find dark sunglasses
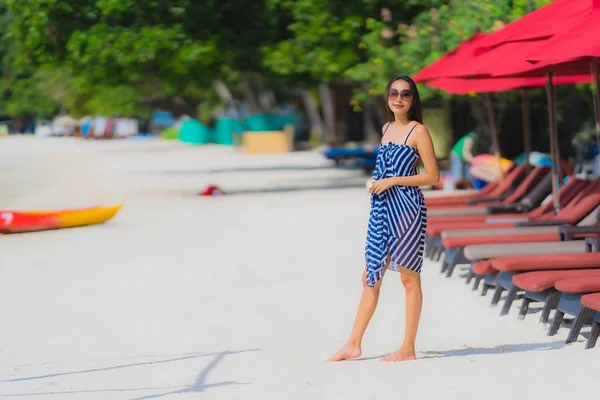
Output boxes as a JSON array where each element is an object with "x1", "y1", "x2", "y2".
[{"x1": 387, "y1": 89, "x2": 412, "y2": 101}]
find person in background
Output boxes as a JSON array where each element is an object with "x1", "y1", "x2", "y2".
[{"x1": 449, "y1": 126, "x2": 485, "y2": 186}]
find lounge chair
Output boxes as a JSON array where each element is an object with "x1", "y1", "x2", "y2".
[
  {"x1": 424, "y1": 177, "x2": 592, "y2": 260},
  {"x1": 490, "y1": 245, "x2": 600, "y2": 308},
  {"x1": 568, "y1": 292, "x2": 600, "y2": 349},
  {"x1": 465, "y1": 234, "x2": 600, "y2": 298},
  {"x1": 439, "y1": 191, "x2": 600, "y2": 277},
  {"x1": 423, "y1": 165, "x2": 519, "y2": 206},
  {"x1": 425, "y1": 164, "x2": 527, "y2": 208},
  {"x1": 546, "y1": 277, "x2": 600, "y2": 340},
  {"x1": 511, "y1": 268, "x2": 600, "y2": 323},
  {"x1": 427, "y1": 166, "x2": 550, "y2": 214}
]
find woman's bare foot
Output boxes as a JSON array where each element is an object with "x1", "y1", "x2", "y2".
[
  {"x1": 326, "y1": 344, "x2": 362, "y2": 361},
  {"x1": 379, "y1": 346, "x2": 416, "y2": 362}
]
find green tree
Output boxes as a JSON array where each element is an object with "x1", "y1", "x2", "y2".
[
  {"x1": 4, "y1": 0, "x2": 281, "y2": 117},
  {"x1": 262, "y1": 0, "x2": 433, "y2": 144},
  {"x1": 346, "y1": 0, "x2": 554, "y2": 102}
]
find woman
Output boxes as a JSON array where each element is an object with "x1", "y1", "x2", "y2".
[{"x1": 327, "y1": 75, "x2": 439, "y2": 362}]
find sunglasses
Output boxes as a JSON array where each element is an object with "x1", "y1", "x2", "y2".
[{"x1": 387, "y1": 89, "x2": 412, "y2": 101}]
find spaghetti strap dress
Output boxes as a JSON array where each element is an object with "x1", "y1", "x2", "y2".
[{"x1": 364, "y1": 123, "x2": 428, "y2": 287}]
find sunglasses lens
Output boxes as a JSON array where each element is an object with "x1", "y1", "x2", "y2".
[
  {"x1": 388, "y1": 89, "x2": 399, "y2": 100},
  {"x1": 400, "y1": 90, "x2": 412, "y2": 100}
]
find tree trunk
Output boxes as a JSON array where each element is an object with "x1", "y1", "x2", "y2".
[
  {"x1": 299, "y1": 90, "x2": 326, "y2": 143},
  {"x1": 470, "y1": 97, "x2": 487, "y2": 131},
  {"x1": 242, "y1": 76, "x2": 261, "y2": 114},
  {"x1": 334, "y1": 86, "x2": 350, "y2": 144},
  {"x1": 213, "y1": 79, "x2": 243, "y2": 119},
  {"x1": 319, "y1": 83, "x2": 336, "y2": 145},
  {"x1": 373, "y1": 97, "x2": 387, "y2": 129},
  {"x1": 363, "y1": 100, "x2": 378, "y2": 144}
]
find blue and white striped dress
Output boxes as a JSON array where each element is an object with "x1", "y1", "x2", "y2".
[{"x1": 365, "y1": 127, "x2": 427, "y2": 287}]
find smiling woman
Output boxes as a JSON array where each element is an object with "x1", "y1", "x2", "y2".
[{"x1": 328, "y1": 75, "x2": 439, "y2": 364}]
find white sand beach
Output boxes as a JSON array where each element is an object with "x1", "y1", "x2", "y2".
[{"x1": 0, "y1": 136, "x2": 598, "y2": 399}]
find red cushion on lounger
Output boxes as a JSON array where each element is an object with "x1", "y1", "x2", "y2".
[
  {"x1": 426, "y1": 202, "x2": 503, "y2": 209},
  {"x1": 492, "y1": 253, "x2": 600, "y2": 272},
  {"x1": 473, "y1": 260, "x2": 496, "y2": 276},
  {"x1": 513, "y1": 269, "x2": 600, "y2": 293},
  {"x1": 555, "y1": 277, "x2": 600, "y2": 294},
  {"x1": 581, "y1": 293, "x2": 600, "y2": 311},
  {"x1": 428, "y1": 214, "x2": 525, "y2": 224},
  {"x1": 442, "y1": 232, "x2": 560, "y2": 248},
  {"x1": 426, "y1": 196, "x2": 477, "y2": 205},
  {"x1": 427, "y1": 221, "x2": 516, "y2": 236}
]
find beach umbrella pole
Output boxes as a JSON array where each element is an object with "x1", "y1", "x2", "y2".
[
  {"x1": 545, "y1": 72, "x2": 561, "y2": 213},
  {"x1": 521, "y1": 88, "x2": 532, "y2": 171},
  {"x1": 484, "y1": 93, "x2": 504, "y2": 180}
]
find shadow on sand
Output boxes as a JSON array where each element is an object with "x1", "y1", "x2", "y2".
[
  {"x1": 0, "y1": 349, "x2": 260, "y2": 398},
  {"x1": 152, "y1": 165, "x2": 352, "y2": 175},
  {"x1": 348, "y1": 340, "x2": 567, "y2": 362},
  {"x1": 218, "y1": 179, "x2": 366, "y2": 196}
]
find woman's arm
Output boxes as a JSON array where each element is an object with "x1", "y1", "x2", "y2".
[
  {"x1": 462, "y1": 136, "x2": 475, "y2": 163},
  {"x1": 370, "y1": 125, "x2": 440, "y2": 194}
]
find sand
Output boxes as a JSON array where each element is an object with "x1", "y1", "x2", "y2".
[{"x1": 0, "y1": 136, "x2": 598, "y2": 399}]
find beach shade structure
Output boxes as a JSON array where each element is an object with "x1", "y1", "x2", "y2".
[
  {"x1": 474, "y1": 0, "x2": 594, "y2": 49},
  {"x1": 412, "y1": 34, "x2": 507, "y2": 177},
  {"x1": 418, "y1": 0, "x2": 598, "y2": 209},
  {"x1": 178, "y1": 119, "x2": 212, "y2": 145},
  {"x1": 414, "y1": 36, "x2": 590, "y2": 184},
  {"x1": 214, "y1": 118, "x2": 245, "y2": 146},
  {"x1": 495, "y1": 5, "x2": 600, "y2": 168},
  {"x1": 480, "y1": 1, "x2": 600, "y2": 213},
  {"x1": 423, "y1": 43, "x2": 592, "y2": 183},
  {"x1": 245, "y1": 114, "x2": 290, "y2": 132},
  {"x1": 412, "y1": 33, "x2": 489, "y2": 83}
]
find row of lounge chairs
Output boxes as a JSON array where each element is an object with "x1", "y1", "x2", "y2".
[{"x1": 424, "y1": 164, "x2": 600, "y2": 349}]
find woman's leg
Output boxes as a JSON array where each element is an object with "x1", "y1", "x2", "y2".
[
  {"x1": 380, "y1": 267, "x2": 422, "y2": 362},
  {"x1": 327, "y1": 258, "x2": 390, "y2": 361}
]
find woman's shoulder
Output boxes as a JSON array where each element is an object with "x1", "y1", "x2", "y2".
[
  {"x1": 381, "y1": 121, "x2": 393, "y2": 133},
  {"x1": 411, "y1": 122, "x2": 430, "y2": 134}
]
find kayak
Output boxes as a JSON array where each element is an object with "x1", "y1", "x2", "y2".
[{"x1": 0, "y1": 204, "x2": 123, "y2": 233}]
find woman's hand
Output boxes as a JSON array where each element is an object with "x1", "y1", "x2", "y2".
[
  {"x1": 365, "y1": 178, "x2": 375, "y2": 192},
  {"x1": 369, "y1": 178, "x2": 395, "y2": 195}
]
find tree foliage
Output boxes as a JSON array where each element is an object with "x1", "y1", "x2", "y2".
[
  {"x1": 0, "y1": 0, "x2": 557, "y2": 122},
  {"x1": 345, "y1": 0, "x2": 554, "y2": 101}
]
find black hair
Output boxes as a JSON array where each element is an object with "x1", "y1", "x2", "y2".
[{"x1": 385, "y1": 75, "x2": 423, "y2": 124}]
